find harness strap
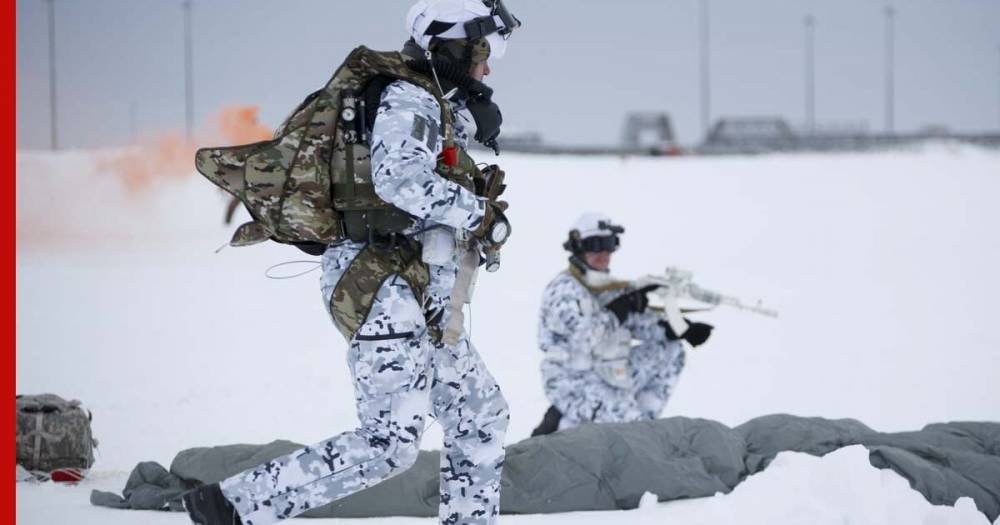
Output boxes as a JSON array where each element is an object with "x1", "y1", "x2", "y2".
[
  {"x1": 567, "y1": 264, "x2": 632, "y2": 294},
  {"x1": 441, "y1": 248, "x2": 480, "y2": 345},
  {"x1": 330, "y1": 244, "x2": 430, "y2": 340},
  {"x1": 33, "y1": 412, "x2": 43, "y2": 471}
]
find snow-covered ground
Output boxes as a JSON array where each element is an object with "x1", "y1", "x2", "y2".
[
  {"x1": 16, "y1": 145, "x2": 1000, "y2": 524},
  {"x1": 16, "y1": 446, "x2": 994, "y2": 525}
]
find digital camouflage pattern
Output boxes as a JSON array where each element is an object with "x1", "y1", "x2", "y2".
[
  {"x1": 221, "y1": 244, "x2": 508, "y2": 525},
  {"x1": 16, "y1": 394, "x2": 96, "y2": 473},
  {"x1": 538, "y1": 270, "x2": 686, "y2": 429},
  {"x1": 369, "y1": 80, "x2": 484, "y2": 234},
  {"x1": 194, "y1": 46, "x2": 462, "y2": 248},
  {"x1": 219, "y1": 74, "x2": 507, "y2": 525}
]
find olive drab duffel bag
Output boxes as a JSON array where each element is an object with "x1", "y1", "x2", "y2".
[{"x1": 16, "y1": 394, "x2": 97, "y2": 478}]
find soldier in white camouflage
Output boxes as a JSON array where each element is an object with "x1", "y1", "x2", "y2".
[
  {"x1": 530, "y1": 213, "x2": 714, "y2": 436},
  {"x1": 183, "y1": 2, "x2": 520, "y2": 525}
]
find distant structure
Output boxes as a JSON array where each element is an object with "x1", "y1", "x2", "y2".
[
  {"x1": 884, "y1": 5, "x2": 896, "y2": 134},
  {"x1": 480, "y1": 117, "x2": 1000, "y2": 158},
  {"x1": 46, "y1": 0, "x2": 58, "y2": 150},
  {"x1": 183, "y1": 0, "x2": 194, "y2": 141},
  {"x1": 803, "y1": 15, "x2": 816, "y2": 135},
  {"x1": 699, "y1": 117, "x2": 796, "y2": 155},
  {"x1": 699, "y1": 116, "x2": 1000, "y2": 154},
  {"x1": 622, "y1": 112, "x2": 680, "y2": 155},
  {"x1": 496, "y1": 131, "x2": 543, "y2": 152}
]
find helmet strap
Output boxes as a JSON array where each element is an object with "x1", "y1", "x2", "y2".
[
  {"x1": 569, "y1": 254, "x2": 598, "y2": 274},
  {"x1": 421, "y1": 50, "x2": 446, "y2": 98}
]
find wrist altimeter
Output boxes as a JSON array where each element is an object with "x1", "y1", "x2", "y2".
[{"x1": 486, "y1": 219, "x2": 510, "y2": 245}]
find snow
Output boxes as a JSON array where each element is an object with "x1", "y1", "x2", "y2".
[
  {"x1": 15, "y1": 448, "x2": 995, "y2": 525},
  {"x1": 16, "y1": 144, "x2": 1000, "y2": 524}
]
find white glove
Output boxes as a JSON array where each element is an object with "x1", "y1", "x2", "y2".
[{"x1": 593, "y1": 328, "x2": 634, "y2": 390}]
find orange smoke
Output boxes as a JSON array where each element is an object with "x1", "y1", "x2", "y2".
[
  {"x1": 97, "y1": 105, "x2": 274, "y2": 194},
  {"x1": 217, "y1": 106, "x2": 273, "y2": 145},
  {"x1": 97, "y1": 134, "x2": 191, "y2": 193}
]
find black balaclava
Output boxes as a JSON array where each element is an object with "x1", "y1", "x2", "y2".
[{"x1": 401, "y1": 37, "x2": 503, "y2": 153}]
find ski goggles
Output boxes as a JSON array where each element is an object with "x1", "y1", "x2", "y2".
[{"x1": 579, "y1": 234, "x2": 621, "y2": 253}]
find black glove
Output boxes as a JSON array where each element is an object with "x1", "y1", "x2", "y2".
[
  {"x1": 683, "y1": 322, "x2": 713, "y2": 346},
  {"x1": 661, "y1": 319, "x2": 714, "y2": 347},
  {"x1": 605, "y1": 285, "x2": 658, "y2": 324},
  {"x1": 467, "y1": 99, "x2": 502, "y2": 154}
]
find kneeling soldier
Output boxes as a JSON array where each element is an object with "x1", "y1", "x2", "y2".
[{"x1": 532, "y1": 213, "x2": 713, "y2": 435}]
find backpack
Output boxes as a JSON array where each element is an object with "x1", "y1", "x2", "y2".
[
  {"x1": 195, "y1": 46, "x2": 462, "y2": 249},
  {"x1": 16, "y1": 394, "x2": 97, "y2": 476}
]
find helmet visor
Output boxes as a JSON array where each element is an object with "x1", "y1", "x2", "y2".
[{"x1": 484, "y1": 31, "x2": 507, "y2": 59}]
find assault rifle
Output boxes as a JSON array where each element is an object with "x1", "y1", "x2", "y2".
[{"x1": 637, "y1": 267, "x2": 779, "y2": 319}]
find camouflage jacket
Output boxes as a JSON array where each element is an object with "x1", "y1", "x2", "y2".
[
  {"x1": 370, "y1": 79, "x2": 486, "y2": 236},
  {"x1": 537, "y1": 269, "x2": 678, "y2": 425},
  {"x1": 322, "y1": 80, "x2": 486, "y2": 335},
  {"x1": 537, "y1": 270, "x2": 665, "y2": 378}
]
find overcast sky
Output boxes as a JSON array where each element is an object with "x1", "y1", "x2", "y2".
[{"x1": 16, "y1": 0, "x2": 1000, "y2": 149}]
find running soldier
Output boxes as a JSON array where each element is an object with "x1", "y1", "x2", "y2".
[
  {"x1": 531, "y1": 213, "x2": 713, "y2": 435},
  {"x1": 184, "y1": 1, "x2": 520, "y2": 524}
]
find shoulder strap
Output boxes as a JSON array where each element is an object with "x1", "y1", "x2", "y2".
[
  {"x1": 567, "y1": 264, "x2": 632, "y2": 294},
  {"x1": 335, "y1": 47, "x2": 455, "y2": 147}
]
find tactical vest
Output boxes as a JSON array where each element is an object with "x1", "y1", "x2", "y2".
[
  {"x1": 195, "y1": 46, "x2": 480, "y2": 248},
  {"x1": 195, "y1": 46, "x2": 486, "y2": 340}
]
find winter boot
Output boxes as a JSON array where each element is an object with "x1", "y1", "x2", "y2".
[
  {"x1": 530, "y1": 405, "x2": 563, "y2": 436},
  {"x1": 183, "y1": 482, "x2": 243, "y2": 525}
]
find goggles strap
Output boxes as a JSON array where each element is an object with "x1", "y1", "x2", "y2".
[{"x1": 464, "y1": 15, "x2": 503, "y2": 40}]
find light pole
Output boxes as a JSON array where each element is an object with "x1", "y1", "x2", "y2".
[
  {"x1": 45, "y1": 0, "x2": 58, "y2": 150},
  {"x1": 884, "y1": 5, "x2": 895, "y2": 134},
  {"x1": 130, "y1": 101, "x2": 138, "y2": 143},
  {"x1": 183, "y1": 0, "x2": 194, "y2": 141},
  {"x1": 699, "y1": 0, "x2": 711, "y2": 138},
  {"x1": 804, "y1": 15, "x2": 815, "y2": 135}
]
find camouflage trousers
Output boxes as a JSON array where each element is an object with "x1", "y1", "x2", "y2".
[
  {"x1": 542, "y1": 340, "x2": 685, "y2": 430},
  {"x1": 220, "y1": 245, "x2": 509, "y2": 525}
]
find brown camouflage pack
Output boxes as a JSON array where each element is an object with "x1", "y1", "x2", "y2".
[
  {"x1": 16, "y1": 394, "x2": 96, "y2": 473},
  {"x1": 195, "y1": 46, "x2": 457, "y2": 248}
]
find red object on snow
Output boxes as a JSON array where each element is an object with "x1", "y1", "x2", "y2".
[{"x1": 50, "y1": 468, "x2": 86, "y2": 483}]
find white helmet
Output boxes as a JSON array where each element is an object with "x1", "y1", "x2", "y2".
[
  {"x1": 564, "y1": 213, "x2": 625, "y2": 253},
  {"x1": 406, "y1": 0, "x2": 520, "y2": 60},
  {"x1": 571, "y1": 213, "x2": 620, "y2": 239}
]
